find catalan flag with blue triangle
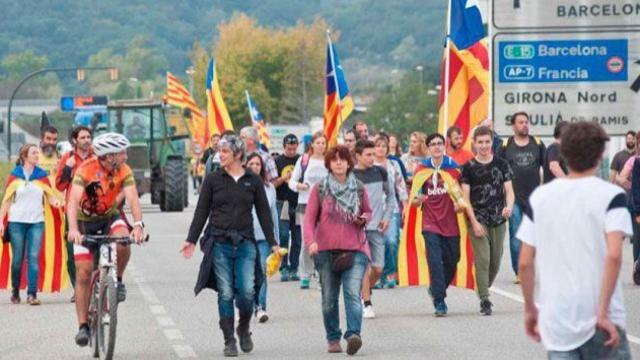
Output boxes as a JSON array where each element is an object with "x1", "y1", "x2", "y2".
[
  {"x1": 323, "y1": 32, "x2": 354, "y2": 146},
  {"x1": 438, "y1": 0, "x2": 489, "y2": 150},
  {"x1": 245, "y1": 90, "x2": 270, "y2": 152},
  {"x1": 206, "y1": 58, "x2": 233, "y2": 137}
]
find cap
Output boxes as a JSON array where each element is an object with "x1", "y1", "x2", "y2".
[{"x1": 283, "y1": 134, "x2": 298, "y2": 146}]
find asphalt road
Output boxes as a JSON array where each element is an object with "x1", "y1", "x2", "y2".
[{"x1": 2, "y1": 192, "x2": 640, "y2": 359}]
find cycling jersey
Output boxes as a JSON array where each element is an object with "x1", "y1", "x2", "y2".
[{"x1": 72, "y1": 157, "x2": 135, "y2": 222}]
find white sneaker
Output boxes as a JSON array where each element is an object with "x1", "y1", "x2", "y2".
[
  {"x1": 256, "y1": 309, "x2": 269, "y2": 323},
  {"x1": 363, "y1": 305, "x2": 375, "y2": 319}
]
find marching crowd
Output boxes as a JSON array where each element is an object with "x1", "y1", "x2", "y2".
[{"x1": 2, "y1": 113, "x2": 636, "y2": 358}]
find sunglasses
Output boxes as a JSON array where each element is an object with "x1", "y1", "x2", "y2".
[
  {"x1": 428, "y1": 141, "x2": 444, "y2": 147},
  {"x1": 284, "y1": 139, "x2": 298, "y2": 145}
]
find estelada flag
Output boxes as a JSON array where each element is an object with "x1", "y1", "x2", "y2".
[
  {"x1": 206, "y1": 58, "x2": 233, "y2": 137},
  {"x1": 245, "y1": 90, "x2": 270, "y2": 152},
  {"x1": 323, "y1": 33, "x2": 353, "y2": 146},
  {"x1": 438, "y1": 0, "x2": 489, "y2": 150},
  {"x1": 398, "y1": 156, "x2": 476, "y2": 290},
  {"x1": 0, "y1": 166, "x2": 68, "y2": 292},
  {"x1": 166, "y1": 72, "x2": 207, "y2": 148}
]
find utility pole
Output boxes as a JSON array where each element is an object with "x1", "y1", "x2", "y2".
[{"x1": 6, "y1": 66, "x2": 116, "y2": 160}]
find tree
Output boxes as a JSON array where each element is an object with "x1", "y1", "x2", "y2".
[{"x1": 1, "y1": 49, "x2": 48, "y2": 80}]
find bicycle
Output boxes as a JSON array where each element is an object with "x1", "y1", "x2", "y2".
[{"x1": 83, "y1": 234, "x2": 148, "y2": 360}]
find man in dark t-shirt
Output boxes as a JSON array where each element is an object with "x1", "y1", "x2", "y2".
[
  {"x1": 273, "y1": 134, "x2": 301, "y2": 281},
  {"x1": 610, "y1": 131, "x2": 636, "y2": 183},
  {"x1": 461, "y1": 126, "x2": 515, "y2": 315},
  {"x1": 543, "y1": 121, "x2": 569, "y2": 183},
  {"x1": 496, "y1": 112, "x2": 545, "y2": 280}
]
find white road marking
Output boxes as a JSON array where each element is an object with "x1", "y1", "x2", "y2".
[
  {"x1": 172, "y1": 344, "x2": 197, "y2": 358},
  {"x1": 129, "y1": 262, "x2": 197, "y2": 357},
  {"x1": 490, "y1": 286, "x2": 640, "y2": 346}
]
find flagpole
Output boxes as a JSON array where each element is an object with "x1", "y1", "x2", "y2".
[
  {"x1": 442, "y1": 0, "x2": 453, "y2": 135},
  {"x1": 486, "y1": 0, "x2": 493, "y2": 124},
  {"x1": 327, "y1": 29, "x2": 345, "y2": 140}
]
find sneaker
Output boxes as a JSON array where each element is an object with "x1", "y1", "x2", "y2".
[
  {"x1": 75, "y1": 325, "x2": 90, "y2": 347},
  {"x1": 27, "y1": 294, "x2": 41, "y2": 306},
  {"x1": 363, "y1": 305, "x2": 375, "y2": 319},
  {"x1": 345, "y1": 334, "x2": 363, "y2": 356},
  {"x1": 384, "y1": 278, "x2": 396, "y2": 289},
  {"x1": 633, "y1": 260, "x2": 640, "y2": 286},
  {"x1": 300, "y1": 278, "x2": 310, "y2": 289},
  {"x1": 289, "y1": 270, "x2": 300, "y2": 281},
  {"x1": 513, "y1": 275, "x2": 520, "y2": 284},
  {"x1": 256, "y1": 309, "x2": 269, "y2": 323},
  {"x1": 10, "y1": 288, "x2": 20, "y2": 304},
  {"x1": 434, "y1": 301, "x2": 447, "y2": 317},
  {"x1": 280, "y1": 268, "x2": 289, "y2": 282},
  {"x1": 372, "y1": 280, "x2": 384, "y2": 289},
  {"x1": 117, "y1": 282, "x2": 127, "y2": 302},
  {"x1": 480, "y1": 299, "x2": 493, "y2": 316},
  {"x1": 327, "y1": 340, "x2": 342, "y2": 353},
  {"x1": 70, "y1": 292, "x2": 76, "y2": 303}
]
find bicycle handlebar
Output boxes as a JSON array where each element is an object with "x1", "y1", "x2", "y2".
[{"x1": 82, "y1": 234, "x2": 150, "y2": 246}]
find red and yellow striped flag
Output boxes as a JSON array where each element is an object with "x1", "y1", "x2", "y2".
[
  {"x1": 0, "y1": 173, "x2": 67, "y2": 293},
  {"x1": 166, "y1": 72, "x2": 207, "y2": 148},
  {"x1": 398, "y1": 159, "x2": 476, "y2": 290},
  {"x1": 323, "y1": 33, "x2": 353, "y2": 146},
  {"x1": 206, "y1": 58, "x2": 233, "y2": 136},
  {"x1": 438, "y1": 0, "x2": 489, "y2": 150}
]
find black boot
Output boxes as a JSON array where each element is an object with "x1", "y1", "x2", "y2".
[
  {"x1": 219, "y1": 318, "x2": 238, "y2": 357},
  {"x1": 236, "y1": 312, "x2": 254, "y2": 353}
]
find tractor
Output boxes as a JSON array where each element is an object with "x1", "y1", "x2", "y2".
[{"x1": 106, "y1": 99, "x2": 189, "y2": 212}]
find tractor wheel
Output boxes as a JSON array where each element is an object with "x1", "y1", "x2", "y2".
[
  {"x1": 162, "y1": 159, "x2": 186, "y2": 212},
  {"x1": 182, "y1": 169, "x2": 189, "y2": 208}
]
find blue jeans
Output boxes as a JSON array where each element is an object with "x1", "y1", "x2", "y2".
[
  {"x1": 508, "y1": 203, "x2": 524, "y2": 275},
  {"x1": 423, "y1": 231, "x2": 460, "y2": 303},
  {"x1": 382, "y1": 212, "x2": 401, "y2": 279},
  {"x1": 276, "y1": 201, "x2": 301, "y2": 272},
  {"x1": 547, "y1": 326, "x2": 631, "y2": 360},
  {"x1": 314, "y1": 251, "x2": 368, "y2": 342},
  {"x1": 256, "y1": 240, "x2": 270, "y2": 311},
  {"x1": 9, "y1": 222, "x2": 44, "y2": 295},
  {"x1": 213, "y1": 241, "x2": 257, "y2": 318}
]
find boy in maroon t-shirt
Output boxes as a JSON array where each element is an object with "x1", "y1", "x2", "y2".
[{"x1": 412, "y1": 133, "x2": 462, "y2": 317}]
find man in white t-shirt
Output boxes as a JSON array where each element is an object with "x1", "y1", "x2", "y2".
[{"x1": 518, "y1": 122, "x2": 632, "y2": 359}]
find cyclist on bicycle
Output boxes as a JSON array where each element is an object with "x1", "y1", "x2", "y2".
[{"x1": 66, "y1": 133, "x2": 145, "y2": 347}]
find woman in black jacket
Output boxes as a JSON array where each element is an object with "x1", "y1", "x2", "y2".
[{"x1": 181, "y1": 134, "x2": 279, "y2": 357}]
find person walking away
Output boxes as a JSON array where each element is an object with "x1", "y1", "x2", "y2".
[
  {"x1": 0, "y1": 144, "x2": 62, "y2": 305},
  {"x1": 304, "y1": 145, "x2": 371, "y2": 355},
  {"x1": 373, "y1": 134, "x2": 407, "y2": 288},
  {"x1": 410, "y1": 134, "x2": 465, "y2": 317},
  {"x1": 460, "y1": 126, "x2": 515, "y2": 316},
  {"x1": 496, "y1": 112, "x2": 545, "y2": 282},
  {"x1": 401, "y1": 132, "x2": 429, "y2": 185},
  {"x1": 246, "y1": 153, "x2": 279, "y2": 323},
  {"x1": 353, "y1": 139, "x2": 395, "y2": 318},
  {"x1": 180, "y1": 134, "x2": 279, "y2": 357},
  {"x1": 519, "y1": 121, "x2": 632, "y2": 359},
  {"x1": 55, "y1": 126, "x2": 94, "y2": 302},
  {"x1": 542, "y1": 121, "x2": 569, "y2": 183},
  {"x1": 273, "y1": 134, "x2": 302, "y2": 282},
  {"x1": 446, "y1": 126, "x2": 474, "y2": 166},
  {"x1": 288, "y1": 131, "x2": 328, "y2": 289}
]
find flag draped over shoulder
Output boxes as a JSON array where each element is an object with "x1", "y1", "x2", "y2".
[
  {"x1": 438, "y1": 0, "x2": 489, "y2": 150},
  {"x1": 206, "y1": 58, "x2": 233, "y2": 137},
  {"x1": 323, "y1": 33, "x2": 353, "y2": 146},
  {"x1": 245, "y1": 90, "x2": 270, "y2": 152},
  {"x1": 0, "y1": 166, "x2": 67, "y2": 292},
  {"x1": 166, "y1": 72, "x2": 207, "y2": 148},
  {"x1": 398, "y1": 157, "x2": 476, "y2": 290}
]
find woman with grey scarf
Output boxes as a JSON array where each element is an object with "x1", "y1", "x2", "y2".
[{"x1": 303, "y1": 145, "x2": 372, "y2": 356}]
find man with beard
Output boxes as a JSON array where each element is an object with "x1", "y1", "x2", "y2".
[
  {"x1": 497, "y1": 112, "x2": 545, "y2": 282},
  {"x1": 55, "y1": 126, "x2": 94, "y2": 302},
  {"x1": 542, "y1": 121, "x2": 569, "y2": 183},
  {"x1": 610, "y1": 131, "x2": 636, "y2": 183},
  {"x1": 446, "y1": 126, "x2": 474, "y2": 165},
  {"x1": 39, "y1": 125, "x2": 60, "y2": 183}
]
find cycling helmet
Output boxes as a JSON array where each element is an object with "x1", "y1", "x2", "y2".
[{"x1": 93, "y1": 133, "x2": 130, "y2": 156}]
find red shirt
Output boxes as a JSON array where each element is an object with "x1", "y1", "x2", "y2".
[
  {"x1": 421, "y1": 171, "x2": 460, "y2": 237},
  {"x1": 55, "y1": 149, "x2": 95, "y2": 205},
  {"x1": 448, "y1": 148, "x2": 474, "y2": 166}
]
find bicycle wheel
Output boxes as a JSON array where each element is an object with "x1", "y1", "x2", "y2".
[
  {"x1": 88, "y1": 272, "x2": 100, "y2": 358},
  {"x1": 97, "y1": 270, "x2": 118, "y2": 360}
]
